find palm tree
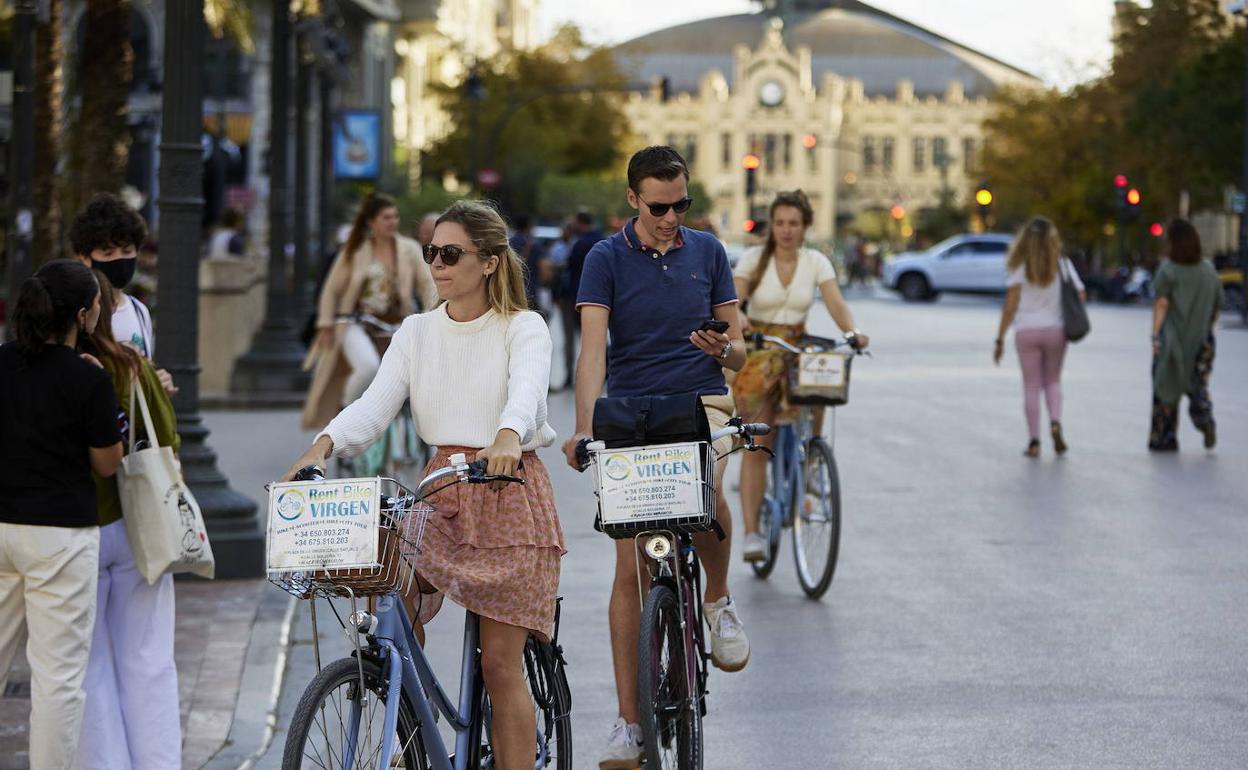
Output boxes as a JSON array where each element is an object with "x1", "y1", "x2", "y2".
[
  {"x1": 33, "y1": 0, "x2": 63, "y2": 262},
  {"x1": 71, "y1": 0, "x2": 133, "y2": 208}
]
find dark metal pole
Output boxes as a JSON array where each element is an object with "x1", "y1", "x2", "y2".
[
  {"x1": 230, "y1": 0, "x2": 309, "y2": 401},
  {"x1": 319, "y1": 71, "x2": 335, "y2": 265},
  {"x1": 1240, "y1": 14, "x2": 1248, "y2": 321},
  {"x1": 293, "y1": 29, "x2": 313, "y2": 324},
  {"x1": 157, "y1": 0, "x2": 263, "y2": 578},
  {"x1": 5, "y1": 0, "x2": 36, "y2": 332}
]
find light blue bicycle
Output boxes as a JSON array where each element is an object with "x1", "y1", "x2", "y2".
[{"x1": 272, "y1": 460, "x2": 571, "y2": 770}]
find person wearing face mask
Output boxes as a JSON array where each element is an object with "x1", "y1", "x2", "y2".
[
  {"x1": 0, "y1": 260, "x2": 124, "y2": 770},
  {"x1": 69, "y1": 194, "x2": 177, "y2": 397},
  {"x1": 302, "y1": 191, "x2": 438, "y2": 431},
  {"x1": 732, "y1": 190, "x2": 869, "y2": 561}
]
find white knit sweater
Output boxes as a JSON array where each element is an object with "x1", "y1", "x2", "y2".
[{"x1": 320, "y1": 305, "x2": 556, "y2": 455}]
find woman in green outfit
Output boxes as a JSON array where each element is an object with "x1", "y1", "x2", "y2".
[
  {"x1": 72, "y1": 270, "x2": 184, "y2": 769},
  {"x1": 1149, "y1": 220, "x2": 1225, "y2": 452}
]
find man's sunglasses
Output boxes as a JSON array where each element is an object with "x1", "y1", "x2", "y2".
[
  {"x1": 637, "y1": 195, "x2": 694, "y2": 217},
  {"x1": 422, "y1": 243, "x2": 482, "y2": 266}
]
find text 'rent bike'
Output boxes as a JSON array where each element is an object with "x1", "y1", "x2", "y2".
[
  {"x1": 267, "y1": 460, "x2": 571, "y2": 770},
  {"x1": 577, "y1": 417, "x2": 770, "y2": 770},
  {"x1": 746, "y1": 333, "x2": 867, "y2": 599}
]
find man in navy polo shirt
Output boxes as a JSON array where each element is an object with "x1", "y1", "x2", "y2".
[{"x1": 561, "y1": 146, "x2": 751, "y2": 769}]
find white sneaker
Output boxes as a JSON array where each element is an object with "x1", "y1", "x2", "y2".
[
  {"x1": 598, "y1": 718, "x2": 643, "y2": 770},
  {"x1": 703, "y1": 596, "x2": 750, "y2": 672},
  {"x1": 741, "y1": 532, "x2": 767, "y2": 562}
]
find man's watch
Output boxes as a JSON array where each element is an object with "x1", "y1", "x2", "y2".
[{"x1": 718, "y1": 342, "x2": 734, "y2": 360}]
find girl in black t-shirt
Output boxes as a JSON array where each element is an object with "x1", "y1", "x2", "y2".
[{"x1": 0, "y1": 259, "x2": 123, "y2": 769}]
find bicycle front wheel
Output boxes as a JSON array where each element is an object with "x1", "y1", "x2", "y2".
[
  {"x1": 638, "y1": 584, "x2": 702, "y2": 770},
  {"x1": 792, "y1": 438, "x2": 842, "y2": 599},
  {"x1": 282, "y1": 656, "x2": 430, "y2": 770}
]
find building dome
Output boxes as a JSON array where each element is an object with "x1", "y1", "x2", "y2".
[{"x1": 612, "y1": 0, "x2": 1037, "y2": 98}]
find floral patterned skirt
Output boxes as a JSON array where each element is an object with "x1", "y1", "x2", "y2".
[
  {"x1": 1149, "y1": 334, "x2": 1215, "y2": 451},
  {"x1": 405, "y1": 446, "x2": 565, "y2": 638},
  {"x1": 734, "y1": 321, "x2": 805, "y2": 424}
]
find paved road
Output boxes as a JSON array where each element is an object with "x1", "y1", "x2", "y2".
[{"x1": 212, "y1": 289, "x2": 1248, "y2": 769}]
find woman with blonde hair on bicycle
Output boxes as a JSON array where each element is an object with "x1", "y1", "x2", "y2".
[
  {"x1": 283, "y1": 200, "x2": 565, "y2": 770},
  {"x1": 733, "y1": 190, "x2": 869, "y2": 562},
  {"x1": 303, "y1": 191, "x2": 438, "y2": 430},
  {"x1": 992, "y1": 216, "x2": 1085, "y2": 457}
]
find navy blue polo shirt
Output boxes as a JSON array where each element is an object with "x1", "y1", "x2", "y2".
[{"x1": 577, "y1": 218, "x2": 737, "y2": 397}]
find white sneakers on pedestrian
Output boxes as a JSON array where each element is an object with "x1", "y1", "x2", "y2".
[
  {"x1": 598, "y1": 718, "x2": 643, "y2": 770},
  {"x1": 703, "y1": 596, "x2": 750, "y2": 672},
  {"x1": 741, "y1": 532, "x2": 767, "y2": 562}
]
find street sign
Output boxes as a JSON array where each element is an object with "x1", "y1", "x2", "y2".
[
  {"x1": 1232, "y1": 192, "x2": 1246, "y2": 214},
  {"x1": 477, "y1": 168, "x2": 501, "y2": 188}
]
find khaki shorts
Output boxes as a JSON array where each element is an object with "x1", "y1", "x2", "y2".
[{"x1": 701, "y1": 392, "x2": 738, "y2": 459}]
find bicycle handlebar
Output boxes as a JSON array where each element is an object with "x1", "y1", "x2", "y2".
[
  {"x1": 748, "y1": 332, "x2": 864, "y2": 355},
  {"x1": 291, "y1": 456, "x2": 525, "y2": 506},
  {"x1": 574, "y1": 420, "x2": 771, "y2": 471}
]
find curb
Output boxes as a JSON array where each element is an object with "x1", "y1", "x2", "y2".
[{"x1": 199, "y1": 590, "x2": 298, "y2": 770}]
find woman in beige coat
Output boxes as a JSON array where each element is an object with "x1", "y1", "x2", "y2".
[{"x1": 302, "y1": 192, "x2": 437, "y2": 430}]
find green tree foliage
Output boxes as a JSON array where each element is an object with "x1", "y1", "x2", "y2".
[
  {"x1": 978, "y1": 0, "x2": 1241, "y2": 256},
  {"x1": 424, "y1": 24, "x2": 632, "y2": 215}
]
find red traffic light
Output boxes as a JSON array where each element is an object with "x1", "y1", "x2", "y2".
[
  {"x1": 1114, "y1": 174, "x2": 1129, "y2": 188},
  {"x1": 1126, "y1": 188, "x2": 1141, "y2": 206},
  {"x1": 744, "y1": 219, "x2": 758, "y2": 233},
  {"x1": 1150, "y1": 222, "x2": 1164, "y2": 237},
  {"x1": 742, "y1": 154, "x2": 761, "y2": 170},
  {"x1": 889, "y1": 205, "x2": 906, "y2": 220},
  {"x1": 802, "y1": 134, "x2": 818, "y2": 149}
]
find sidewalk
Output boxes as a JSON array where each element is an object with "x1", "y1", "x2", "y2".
[{"x1": 0, "y1": 409, "x2": 309, "y2": 770}]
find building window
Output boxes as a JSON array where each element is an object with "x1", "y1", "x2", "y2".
[
  {"x1": 684, "y1": 134, "x2": 697, "y2": 165},
  {"x1": 882, "y1": 137, "x2": 894, "y2": 173},
  {"x1": 764, "y1": 133, "x2": 777, "y2": 174},
  {"x1": 862, "y1": 136, "x2": 876, "y2": 174},
  {"x1": 932, "y1": 137, "x2": 948, "y2": 170},
  {"x1": 913, "y1": 137, "x2": 926, "y2": 173},
  {"x1": 722, "y1": 133, "x2": 732, "y2": 170},
  {"x1": 963, "y1": 138, "x2": 977, "y2": 173},
  {"x1": 782, "y1": 133, "x2": 792, "y2": 171}
]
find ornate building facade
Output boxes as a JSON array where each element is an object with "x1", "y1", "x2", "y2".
[{"x1": 613, "y1": 1, "x2": 1040, "y2": 241}]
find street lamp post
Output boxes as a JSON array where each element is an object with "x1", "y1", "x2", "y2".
[
  {"x1": 230, "y1": 0, "x2": 309, "y2": 402},
  {"x1": 157, "y1": 0, "x2": 263, "y2": 578},
  {"x1": 293, "y1": 26, "x2": 314, "y2": 323},
  {"x1": 5, "y1": 0, "x2": 36, "y2": 330}
]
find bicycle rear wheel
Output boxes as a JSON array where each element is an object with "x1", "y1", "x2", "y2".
[
  {"x1": 472, "y1": 636, "x2": 573, "y2": 769},
  {"x1": 792, "y1": 437, "x2": 842, "y2": 599},
  {"x1": 282, "y1": 656, "x2": 430, "y2": 770},
  {"x1": 638, "y1": 584, "x2": 702, "y2": 769}
]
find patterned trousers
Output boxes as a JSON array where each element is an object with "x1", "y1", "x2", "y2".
[{"x1": 1149, "y1": 334, "x2": 1215, "y2": 451}]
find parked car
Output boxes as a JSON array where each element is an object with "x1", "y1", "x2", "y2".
[
  {"x1": 880, "y1": 233, "x2": 1014, "y2": 301},
  {"x1": 1218, "y1": 265, "x2": 1244, "y2": 320}
]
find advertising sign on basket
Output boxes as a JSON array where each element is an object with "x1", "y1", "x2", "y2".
[
  {"x1": 266, "y1": 478, "x2": 381, "y2": 572},
  {"x1": 798, "y1": 352, "x2": 848, "y2": 388},
  {"x1": 597, "y1": 442, "x2": 704, "y2": 525}
]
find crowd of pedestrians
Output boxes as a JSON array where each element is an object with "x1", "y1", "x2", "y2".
[{"x1": 1, "y1": 194, "x2": 181, "y2": 770}]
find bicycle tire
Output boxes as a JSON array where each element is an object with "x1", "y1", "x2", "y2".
[
  {"x1": 638, "y1": 584, "x2": 702, "y2": 769},
  {"x1": 792, "y1": 438, "x2": 842, "y2": 599},
  {"x1": 470, "y1": 636, "x2": 573, "y2": 769},
  {"x1": 282, "y1": 656, "x2": 431, "y2": 770},
  {"x1": 749, "y1": 496, "x2": 782, "y2": 579}
]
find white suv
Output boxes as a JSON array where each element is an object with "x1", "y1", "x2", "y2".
[{"x1": 881, "y1": 233, "x2": 1014, "y2": 302}]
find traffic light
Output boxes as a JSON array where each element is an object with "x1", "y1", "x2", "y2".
[
  {"x1": 1126, "y1": 188, "x2": 1142, "y2": 221},
  {"x1": 1114, "y1": 174, "x2": 1129, "y2": 211},
  {"x1": 744, "y1": 219, "x2": 759, "y2": 234},
  {"x1": 974, "y1": 186, "x2": 993, "y2": 207},
  {"x1": 889, "y1": 204, "x2": 906, "y2": 221},
  {"x1": 743, "y1": 153, "x2": 760, "y2": 197},
  {"x1": 1150, "y1": 222, "x2": 1164, "y2": 237}
]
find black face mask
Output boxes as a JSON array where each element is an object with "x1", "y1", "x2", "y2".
[{"x1": 94, "y1": 257, "x2": 137, "y2": 289}]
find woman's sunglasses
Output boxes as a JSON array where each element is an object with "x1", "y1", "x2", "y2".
[
  {"x1": 422, "y1": 243, "x2": 481, "y2": 266},
  {"x1": 637, "y1": 195, "x2": 694, "y2": 217}
]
